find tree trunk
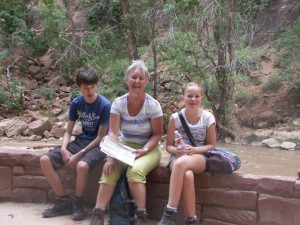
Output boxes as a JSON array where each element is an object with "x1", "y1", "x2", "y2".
[{"x1": 119, "y1": 0, "x2": 139, "y2": 61}]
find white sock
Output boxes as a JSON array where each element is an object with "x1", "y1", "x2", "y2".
[{"x1": 166, "y1": 205, "x2": 177, "y2": 212}]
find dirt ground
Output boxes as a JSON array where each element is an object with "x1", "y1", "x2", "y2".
[{"x1": 0, "y1": 202, "x2": 159, "y2": 225}]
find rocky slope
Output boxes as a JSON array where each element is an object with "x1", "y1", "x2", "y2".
[{"x1": 1, "y1": 0, "x2": 300, "y2": 149}]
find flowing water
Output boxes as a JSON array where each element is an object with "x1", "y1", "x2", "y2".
[
  {"x1": 160, "y1": 142, "x2": 300, "y2": 178},
  {"x1": 1, "y1": 138, "x2": 299, "y2": 177}
]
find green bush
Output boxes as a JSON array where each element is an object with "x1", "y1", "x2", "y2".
[
  {"x1": 98, "y1": 59, "x2": 128, "y2": 101},
  {"x1": 41, "y1": 87, "x2": 55, "y2": 100},
  {"x1": 0, "y1": 87, "x2": 7, "y2": 104},
  {"x1": 0, "y1": 79, "x2": 24, "y2": 114},
  {"x1": 286, "y1": 137, "x2": 300, "y2": 146},
  {"x1": 245, "y1": 134, "x2": 270, "y2": 144},
  {"x1": 261, "y1": 74, "x2": 283, "y2": 93},
  {"x1": 235, "y1": 88, "x2": 258, "y2": 106}
]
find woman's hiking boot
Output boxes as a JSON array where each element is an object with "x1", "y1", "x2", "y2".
[
  {"x1": 184, "y1": 216, "x2": 199, "y2": 225},
  {"x1": 89, "y1": 207, "x2": 105, "y2": 225},
  {"x1": 157, "y1": 206, "x2": 176, "y2": 225},
  {"x1": 42, "y1": 196, "x2": 73, "y2": 218},
  {"x1": 134, "y1": 209, "x2": 148, "y2": 225},
  {"x1": 72, "y1": 197, "x2": 85, "y2": 221}
]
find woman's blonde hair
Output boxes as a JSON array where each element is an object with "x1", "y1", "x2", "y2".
[{"x1": 124, "y1": 60, "x2": 149, "y2": 81}]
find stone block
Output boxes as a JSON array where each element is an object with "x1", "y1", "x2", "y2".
[
  {"x1": 295, "y1": 179, "x2": 300, "y2": 197},
  {"x1": 12, "y1": 188, "x2": 47, "y2": 203},
  {"x1": 146, "y1": 183, "x2": 169, "y2": 200},
  {"x1": 257, "y1": 176, "x2": 295, "y2": 197},
  {"x1": 0, "y1": 166, "x2": 12, "y2": 199},
  {"x1": 13, "y1": 166, "x2": 25, "y2": 175},
  {"x1": 258, "y1": 194, "x2": 300, "y2": 225},
  {"x1": 13, "y1": 175, "x2": 50, "y2": 190},
  {"x1": 146, "y1": 198, "x2": 166, "y2": 221},
  {"x1": 198, "y1": 189, "x2": 257, "y2": 210},
  {"x1": 24, "y1": 166, "x2": 44, "y2": 175},
  {"x1": 214, "y1": 173, "x2": 261, "y2": 191},
  {"x1": 203, "y1": 206, "x2": 256, "y2": 225},
  {"x1": 0, "y1": 152, "x2": 41, "y2": 167},
  {"x1": 147, "y1": 166, "x2": 171, "y2": 183},
  {"x1": 202, "y1": 218, "x2": 238, "y2": 225},
  {"x1": 195, "y1": 172, "x2": 213, "y2": 188}
]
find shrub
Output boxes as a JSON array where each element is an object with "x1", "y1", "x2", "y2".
[
  {"x1": 261, "y1": 74, "x2": 283, "y2": 93},
  {"x1": 41, "y1": 87, "x2": 55, "y2": 100},
  {"x1": 246, "y1": 134, "x2": 270, "y2": 144},
  {"x1": 235, "y1": 88, "x2": 258, "y2": 106}
]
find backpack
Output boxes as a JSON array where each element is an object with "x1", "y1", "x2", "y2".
[{"x1": 108, "y1": 167, "x2": 136, "y2": 225}]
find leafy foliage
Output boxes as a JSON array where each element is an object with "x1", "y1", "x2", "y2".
[
  {"x1": 98, "y1": 59, "x2": 129, "y2": 101},
  {"x1": 261, "y1": 74, "x2": 283, "y2": 93},
  {"x1": 275, "y1": 16, "x2": 300, "y2": 69},
  {"x1": 0, "y1": 79, "x2": 24, "y2": 113}
]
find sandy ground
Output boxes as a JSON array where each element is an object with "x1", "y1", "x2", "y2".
[{"x1": 0, "y1": 202, "x2": 158, "y2": 225}]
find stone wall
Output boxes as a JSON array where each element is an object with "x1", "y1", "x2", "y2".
[{"x1": 1, "y1": 149, "x2": 300, "y2": 225}]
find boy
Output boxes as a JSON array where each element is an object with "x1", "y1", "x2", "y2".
[{"x1": 40, "y1": 67, "x2": 111, "y2": 221}]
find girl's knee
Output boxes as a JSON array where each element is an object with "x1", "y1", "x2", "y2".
[
  {"x1": 173, "y1": 158, "x2": 186, "y2": 170},
  {"x1": 184, "y1": 170, "x2": 194, "y2": 182}
]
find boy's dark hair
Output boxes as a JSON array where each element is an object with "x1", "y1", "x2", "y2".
[{"x1": 76, "y1": 67, "x2": 99, "y2": 86}]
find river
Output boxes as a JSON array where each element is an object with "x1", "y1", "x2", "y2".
[{"x1": 160, "y1": 142, "x2": 300, "y2": 178}]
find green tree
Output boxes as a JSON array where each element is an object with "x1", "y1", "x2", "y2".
[{"x1": 161, "y1": 0, "x2": 248, "y2": 138}]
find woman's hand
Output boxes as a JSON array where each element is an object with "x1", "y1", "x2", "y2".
[
  {"x1": 133, "y1": 149, "x2": 146, "y2": 159},
  {"x1": 103, "y1": 157, "x2": 117, "y2": 176}
]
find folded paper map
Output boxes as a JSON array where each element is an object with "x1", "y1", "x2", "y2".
[{"x1": 100, "y1": 135, "x2": 136, "y2": 166}]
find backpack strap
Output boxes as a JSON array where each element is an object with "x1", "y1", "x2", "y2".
[{"x1": 178, "y1": 111, "x2": 196, "y2": 147}]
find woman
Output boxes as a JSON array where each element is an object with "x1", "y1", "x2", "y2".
[
  {"x1": 90, "y1": 60, "x2": 163, "y2": 225},
  {"x1": 158, "y1": 82, "x2": 216, "y2": 225}
]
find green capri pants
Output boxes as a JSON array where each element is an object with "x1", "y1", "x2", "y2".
[{"x1": 99, "y1": 142, "x2": 161, "y2": 186}]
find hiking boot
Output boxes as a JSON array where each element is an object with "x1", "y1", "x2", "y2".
[
  {"x1": 89, "y1": 207, "x2": 105, "y2": 225},
  {"x1": 184, "y1": 216, "x2": 199, "y2": 225},
  {"x1": 157, "y1": 206, "x2": 176, "y2": 225},
  {"x1": 134, "y1": 210, "x2": 148, "y2": 225},
  {"x1": 72, "y1": 197, "x2": 85, "y2": 221},
  {"x1": 42, "y1": 196, "x2": 73, "y2": 218}
]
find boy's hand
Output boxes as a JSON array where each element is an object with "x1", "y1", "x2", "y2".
[
  {"x1": 66, "y1": 152, "x2": 82, "y2": 168},
  {"x1": 61, "y1": 149, "x2": 72, "y2": 165}
]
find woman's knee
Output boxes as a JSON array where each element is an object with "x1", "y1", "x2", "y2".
[{"x1": 127, "y1": 167, "x2": 146, "y2": 183}]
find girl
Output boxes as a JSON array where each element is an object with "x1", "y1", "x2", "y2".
[{"x1": 158, "y1": 82, "x2": 216, "y2": 225}]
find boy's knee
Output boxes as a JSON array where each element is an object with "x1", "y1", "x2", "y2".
[
  {"x1": 40, "y1": 155, "x2": 50, "y2": 165},
  {"x1": 76, "y1": 161, "x2": 89, "y2": 172}
]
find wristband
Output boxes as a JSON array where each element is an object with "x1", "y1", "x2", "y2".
[
  {"x1": 143, "y1": 147, "x2": 149, "y2": 154},
  {"x1": 80, "y1": 148, "x2": 86, "y2": 154}
]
